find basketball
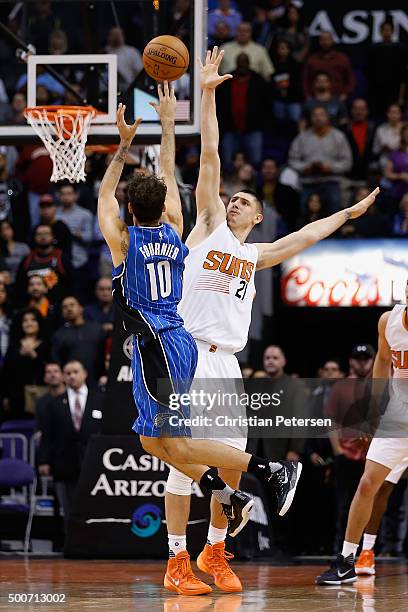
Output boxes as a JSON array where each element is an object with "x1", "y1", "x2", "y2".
[{"x1": 143, "y1": 35, "x2": 189, "y2": 82}]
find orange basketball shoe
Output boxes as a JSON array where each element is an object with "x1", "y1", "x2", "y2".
[
  {"x1": 355, "y1": 549, "x2": 375, "y2": 575},
  {"x1": 164, "y1": 550, "x2": 212, "y2": 595},
  {"x1": 197, "y1": 542, "x2": 242, "y2": 593}
]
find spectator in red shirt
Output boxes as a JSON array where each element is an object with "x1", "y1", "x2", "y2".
[
  {"x1": 343, "y1": 98, "x2": 376, "y2": 181},
  {"x1": 303, "y1": 31, "x2": 355, "y2": 101},
  {"x1": 216, "y1": 52, "x2": 268, "y2": 170},
  {"x1": 16, "y1": 144, "x2": 52, "y2": 229}
]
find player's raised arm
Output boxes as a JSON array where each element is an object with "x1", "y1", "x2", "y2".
[
  {"x1": 255, "y1": 187, "x2": 380, "y2": 270},
  {"x1": 150, "y1": 82, "x2": 183, "y2": 237},
  {"x1": 191, "y1": 47, "x2": 232, "y2": 242},
  {"x1": 98, "y1": 104, "x2": 141, "y2": 266}
]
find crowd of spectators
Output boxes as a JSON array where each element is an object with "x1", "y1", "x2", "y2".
[{"x1": 0, "y1": 1, "x2": 408, "y2": 414}]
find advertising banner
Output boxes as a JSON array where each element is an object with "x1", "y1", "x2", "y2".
[
  {"x1": 281, "y1": 239, "x2": 408, "y2": 307},
  {"x1": 302, "y1": 3, "x2": 408, "y2": 47}
]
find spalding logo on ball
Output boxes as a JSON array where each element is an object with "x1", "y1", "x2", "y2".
[{"x1": 143, "y1": 35, "x2": 190, "y2": 82}]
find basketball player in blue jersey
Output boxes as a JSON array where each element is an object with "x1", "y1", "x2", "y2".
[{"x1": 98, "y1": 83, "x2": 322, "y2": 594}]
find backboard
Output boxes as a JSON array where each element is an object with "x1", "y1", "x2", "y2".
[{"x1": 0, "y1": 0, "x2": 206, "y2": 144}]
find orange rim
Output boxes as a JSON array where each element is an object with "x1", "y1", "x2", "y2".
[{"x1": 24, "y1": 105, "x2": 98, "y2": 120}]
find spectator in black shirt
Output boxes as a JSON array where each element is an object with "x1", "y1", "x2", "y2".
[
  {"x1": 4, "y1": 308, "x2": 50, "y2": 417},
  {"x1": 39, "y1": 194, "x2": 72, "y2": 260},
  {"x1": 35, "y1": 362, "x2": 65, "y2": 434},
  {"x1": 51, "y1": 296, "x2": 105, "y2": 384},
  {"x1": 257, "y1": 158, "x2": 300, "y2": 230},
  {"x1": 270, "y1": 39, "x2": 303, "y2": 123},
  {"x1": 84, "y1": 277, "x2": 114, "y2": 335},
  {"x1": 367, "y1": 20, "x2": 406, "y2": 118},
  {"x1": 14, "y1": 224, "x2": 72, "y2": 307}
]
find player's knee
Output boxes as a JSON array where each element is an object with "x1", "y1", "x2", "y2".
[
  {"x1": 358, "y1": 474, "x2": 379, "y2": 498},
  {"x1": 166, "y1": 467, "x2": 192, "y2": 495}
]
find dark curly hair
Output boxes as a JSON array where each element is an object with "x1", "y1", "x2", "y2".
[
  {"x1": 11, "y1": 307, "x2": 46, "y2": 342},
  {"x1": 127, "y1": 171, "x2": 167, "y2": 224}
]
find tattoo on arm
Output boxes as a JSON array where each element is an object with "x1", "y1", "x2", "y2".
[
  {"x1": 344, "y1": 209, "x2": 352, "y2": 220},
  {"x1": 114, "y1": 144, "x2": 130, "y2": 164},
  {"x1": 120, "y1": 238, "x2": 129, "y2": 257}
]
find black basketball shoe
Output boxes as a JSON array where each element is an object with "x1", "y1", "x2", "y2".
[
  {"x1": 269, "y1": 460, "x2": 303, "y2": 516},
  {"x1": 316, "y1": 554, "x2": 357, "y2": 585},
  {"x1": 222, "y1": 490, "x2": 254, "y2": 538}
]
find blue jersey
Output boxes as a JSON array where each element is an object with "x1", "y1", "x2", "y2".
[{"x1": 112, "y1": 223, "x2": 188, "y2": 334}]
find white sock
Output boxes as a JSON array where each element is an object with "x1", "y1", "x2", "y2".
[
  {"x1": 207, "y1": 524, "x2": 227, "y2": 546},
  {"x1": 362, "y1": 533, "x2": 377, "y2": 551},
  {"x1": 341, "y1": 541, "x2": 359, "y2": 559},
  {"x1": 168, "y1": 534, "x2": 186, "y2": 558}
]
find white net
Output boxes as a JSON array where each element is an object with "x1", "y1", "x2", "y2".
[{"x1": 24, "y1": 106, "x2": 95, "y2": 183}]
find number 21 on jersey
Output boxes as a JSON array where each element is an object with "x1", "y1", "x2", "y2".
[{"x1": 146, "y1": 260, "x2": 172, "y2": 301}]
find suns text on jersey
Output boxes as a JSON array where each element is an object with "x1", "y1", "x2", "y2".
[{"x1": 203, "y1": 250, "x2": 255, "y2": 281}]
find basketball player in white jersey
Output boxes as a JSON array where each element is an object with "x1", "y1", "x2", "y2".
[
  {"x1": 164, "y1": 47, "x2": 381, "y2": 595},
  {"x1": 317, "y1": 282, "x2": 408, "y2": 585}
]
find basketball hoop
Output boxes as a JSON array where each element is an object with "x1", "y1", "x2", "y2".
[{"x1": 24, "y1": 105, "x2": 96, "y2": 183}]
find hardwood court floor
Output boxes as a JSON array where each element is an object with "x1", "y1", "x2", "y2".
[{"x1": 0, "y1": 559, "x2": 407, "y2": 611}]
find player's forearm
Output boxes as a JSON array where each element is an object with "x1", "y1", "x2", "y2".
[
  {"x1": 160, "y1": 118, "x2": 176, "y2": 179},
  {"x1": 299, "y1": 208, "x2": 352, "y2": 246},
  {"x1": 201, "y1": 88, "x2": 219, "y2": 156},
  {"x1": 98, "y1": 141, "x2": 130, "y2": 215}
]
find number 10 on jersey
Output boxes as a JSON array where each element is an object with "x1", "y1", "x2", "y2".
[{"x1": 147, "y1": 260, "x2": 172, "y2": 301}]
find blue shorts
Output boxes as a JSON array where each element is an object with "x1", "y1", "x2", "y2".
[{"x1": 131, "y1": 326, "x2": 197, "y2": 437}]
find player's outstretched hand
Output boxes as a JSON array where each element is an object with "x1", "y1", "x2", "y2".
[
  {"x1": 149, "y1": 81, "x2": 176, "y2": 123},
  {"x1": 347, "y1": 187, "x2": 380, "y2": 219},
  {"x1": 116, "y1": 103, "x2": 142, "y2": 144},
  {"x1": 199, "y1": 47, "x2": 232, "y2": 90}
]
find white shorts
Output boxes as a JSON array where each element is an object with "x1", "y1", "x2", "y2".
[
  {"x1": 366, "y1": 438, "x2": 408, "y2": 477},
  {"x1": 190, "y1": 339, "x2": 247, "y2": 451},
  {"x1": 386, "y1": 459, "x2": 408, "y2": 484}
]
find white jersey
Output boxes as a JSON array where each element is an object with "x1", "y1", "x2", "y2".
[
  {"x1": 385, "y1": 304, "x2": 408, "y2": 407},
  {"x1": 178, "y1": 221, "x2": 258, "y2": 353},
  {"x1": 385, "y1": 304, "x2": 408, "y2": 379}
]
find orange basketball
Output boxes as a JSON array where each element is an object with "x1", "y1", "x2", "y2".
[{"x1": 143, "y1": 35, "x2": 189, "y2": 82}]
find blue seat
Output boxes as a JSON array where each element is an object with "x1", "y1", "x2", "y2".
[{"x1": 0, "y1": 458, "x2": 37, "y2": 553}]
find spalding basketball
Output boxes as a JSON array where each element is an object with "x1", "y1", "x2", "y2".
[{"x1": 143, "y1": 35, "x2": 189, "y2": 82}]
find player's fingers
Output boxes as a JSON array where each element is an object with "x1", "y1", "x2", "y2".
[
  {"x1": 211, "y1": 46, "x2": 218, "y2": 63},
  {"x1": 163, "y1": 80, "x2": 169, "y2": 97},
  {"x1": 149, "y1": 102, "x2": 159, "y2": 112},
  {"x1": 198, "y1": 57, "x2": 204, "y2": 69},
  {"x1": 157, "y1": 83, "x2": 163, "y2": 100},
  {"x1": 133, "y1": 117, "x2": 142, "y2": 129},
  {"x1": 215, "y1": 49, "x2": 224, "y2": 67},
  {"x1": 220, "y1": 74, "x2": 233, "y2": 83},
  {"x1": 205, "y1": 49, "x2": 211, "y2": 65},
  {"x1": 170, "y1": 86, "x2": 176, "y2": 101}
]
